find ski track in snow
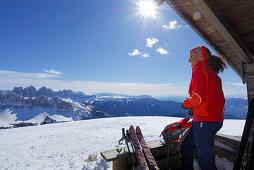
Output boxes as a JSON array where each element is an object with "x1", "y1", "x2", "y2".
[{"x1": 0, "y1": 116, "x2": 245, "y2": 170}]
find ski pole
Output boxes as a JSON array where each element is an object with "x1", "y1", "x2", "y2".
[{"x1": 122, "y1": 128, "x2": 135, "y2": 169}]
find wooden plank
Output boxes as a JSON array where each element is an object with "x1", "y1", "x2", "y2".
[
  {"x1": 215, "y1": 133, "x2": 241, "y2": 151},
  {"x1": 155, "y1": 0, "x2": 164, "y2": 6},
  {"x1": 215, "y1": 146, "x2": 238, "y2": 162},
  {"x1": 243, "y1": 63, "x2": 254, "y2": 74},
  {"x1": 204, "y1": 0, "x2": 254, "y2": 60},
  {"x1": 246, "y1": 75, "x2": 254, "y2": 101},
  {"x1": 190, "y1": 0, "x2": 253, "y2": 63},
  {"x1": 101, "y1": 146, "x2": 130, "y2": 162},
  {"x1": 100, "y1": 139, "x2": 164, "y2": 162}
]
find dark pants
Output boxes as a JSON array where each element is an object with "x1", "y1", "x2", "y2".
[{"x1": 181, "y1": 121, "x2": 223, "y2": 170}]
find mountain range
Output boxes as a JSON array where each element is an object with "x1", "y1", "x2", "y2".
[{"x1": 0, "y1": 86, "x2": 248, "y2": 129}]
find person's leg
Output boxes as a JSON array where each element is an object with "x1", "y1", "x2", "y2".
[
  {"x1": 193, "y1": 121, "x2": 223, "y2": 170},
  {"x1": 181, "y1": 127, "x2": 195, "y2": 170}
]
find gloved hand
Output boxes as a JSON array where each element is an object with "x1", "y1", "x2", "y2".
[
  {"x1": 187, "y1": 108, "x2": 193, "y2": 116},
  {"x1": 182, "y1": 103, "x2": 188, "y2": 109}
]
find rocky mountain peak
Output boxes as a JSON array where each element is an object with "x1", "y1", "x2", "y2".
[
  {"x1": 12, "y1": 87, "x2": 24, "y2": 96},
  {"x1": 35, "y1": 86, "x2": 55, "y2": 97},
  {"x1": 23, "y1": 86, "x2": 36, "y2": 97},
  {"x1": 3, "y1": 86, "x2": 89, "y2": 99},
  {"x1": 12, "y1": 86, "x2": 37, "y2": 97}
]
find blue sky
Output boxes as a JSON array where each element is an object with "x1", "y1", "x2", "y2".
[{"x1": 0, "y1": 0, "x2": 247, "y2": 98}]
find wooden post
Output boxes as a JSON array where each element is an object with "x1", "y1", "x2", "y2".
[
  {"x1": 113, "y1": 158, "x2": 128, "y2": 170},
  {"x1": 243, "y1": 63, "x2": 254, "y2": 101},
  {"x1": 234, "y1": 63, "x2": 254, "y2": 169}
]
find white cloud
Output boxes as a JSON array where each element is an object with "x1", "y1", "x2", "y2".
[
  {"x1": 42, "y1": 69, "x2": 62, "y2": 75},
  {"x1": 142, "y1": 53, "x2": 150, "y2": 58},
  {"x1": 232, "y1": 83, "x2": 245, "y2": 87},
  {"x1": 162, "y1": 20, "x2": 182, "y2": 30},
  {"x1": 0, "y1": 70, "x2": 189, "y2": 96},
  {"x1": 128, "y1": 49, "x2": 150, "y2": 58},
  {"x1": 146, "y1": 38, "x2": 159, "y2": 48},
  {"x1": 128, "y1": 49, "x2": 142, "y2": 56},
  {"x1": 156, "y1": 47, "x2": 169, "y2": 55}
]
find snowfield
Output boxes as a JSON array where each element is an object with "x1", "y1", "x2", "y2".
[{"x1": 0, "y1": 116, "x2": 245, "y2": 170}]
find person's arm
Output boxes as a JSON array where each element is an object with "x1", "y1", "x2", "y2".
[{"x1": 183, "y1": 68, "x2": 206, "y2": 108}]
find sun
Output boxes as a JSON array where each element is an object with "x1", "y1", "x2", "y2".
[{"x1": 138, "y1": 0, "x2": 157, "y2": 17}]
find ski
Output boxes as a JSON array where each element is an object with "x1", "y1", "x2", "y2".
[
  {"x1": 136, "y1": 126, "x2": 160, "y2": 170},
  {"x1": 129, "y1": 125, "x2": 149, "y2": 170}
]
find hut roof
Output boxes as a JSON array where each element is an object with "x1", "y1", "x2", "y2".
[{"x1": 157, "y1": 0, "x2": 254, "y2": 86}]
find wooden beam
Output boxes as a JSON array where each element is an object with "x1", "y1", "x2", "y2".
[
  {"x1": 245, "y1": 75, "x2": 254, "y2": 102},
  {"x1": 243, "y1": 63, "x2": 254, "y2": 74},
  {"x1": 243, "y1": 63, "x2": 254, "y2": 91},
  {"x1": 190, "y1": 0, "x2": 253, "y2": 63},
  {"x1": 163, "y1": 0, "x2": 242, "y2": 78},
  {"x1": 155, "y1": 0, "x2": 164, "y2": 6}
]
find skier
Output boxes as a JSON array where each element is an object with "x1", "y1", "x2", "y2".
[{"x1": 181, "y1": 45, "x2": 227, "y2": 170}]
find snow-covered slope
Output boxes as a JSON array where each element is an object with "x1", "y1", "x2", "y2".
[{"x1": 0, "y1": 116, "x2": 244, "y2": 170}]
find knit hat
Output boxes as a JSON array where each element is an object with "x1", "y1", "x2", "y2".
[{"x1": 189, "y1": 46, "x2": 208, "y2": 61}]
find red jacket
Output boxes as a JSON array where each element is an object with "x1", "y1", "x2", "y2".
[{"x1": 183, "y1": 60, "x2": 225, "y2": 121}]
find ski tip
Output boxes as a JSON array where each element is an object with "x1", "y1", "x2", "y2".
[
  {"x1": 136, "y1": 126, "x2": 141, "y2": 132},
  {"x1": 129, "y1": 125, "x2": 134, "y2": 130}
]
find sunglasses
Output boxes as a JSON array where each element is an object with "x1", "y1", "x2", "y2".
[{"x1": 189, "y1": 53, "x2": 195, "y2": 60}]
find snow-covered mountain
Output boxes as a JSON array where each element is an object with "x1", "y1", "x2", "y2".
[
  {"x1": 224, "y1": 98, "x2": 248, "y2": 119},
  {"x1": 0, "y1": 87, "x2": 100, "y2": 128},
  {"x1": 87, "y1": 96, "x2": 186, "y2": 117},
  {"x1": 0, "y1": 86, "x2": 248, "y2": 129}
]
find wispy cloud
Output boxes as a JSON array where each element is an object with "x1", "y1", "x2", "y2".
[
  {"x1": 223, "y1": 82, "x2": 247, "y2": 98},
  {"x1": 42, "y1": 69, "x2": 62, "y2": 75},
  {"x1": 156, "y1": 47, "x2": 169, "y2": 55},
  {"x1": 146, "y1": 38, "x2": 159, "y2": 48},
  {"x1": 128, "y1": 49, "x2": 142, "y2": 56},
  {"x1": 142, "y1": 53, "x2": 150, "y2": 58},
  {"x1": 0, "y1": 70, "x2": 60, "y2": 79},
  {"x1": 232, "y1": 83, "x2": 245, "y2": 87},
  {"x1": 0, "y1": 70, "x2": 189, "y2": 96},
  {"x1": 162, "y1": 20, "x2": 182, "y2": 30},
  {"x1": 0, "y1": 70, "x2": 247, "y2": 98}
]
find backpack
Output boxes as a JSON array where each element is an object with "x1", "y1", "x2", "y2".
[{"x1": 161, "y1": 117, "x2": 193, "y2": 170}]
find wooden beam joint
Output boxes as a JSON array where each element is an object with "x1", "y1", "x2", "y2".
[{"x1": 190, "y1": 0, "x2": 252, "y2": 63}]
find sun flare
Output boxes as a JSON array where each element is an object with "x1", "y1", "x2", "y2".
[{"x1": 138, "y1": 0, "x2": 156, "y2": 17}]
